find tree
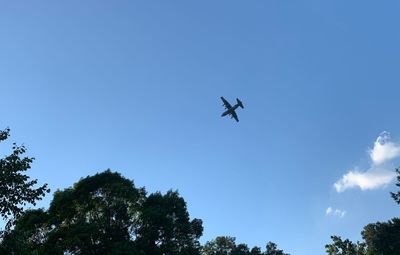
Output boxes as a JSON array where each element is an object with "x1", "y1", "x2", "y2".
[
  {"x1": 390, "y1": 168, "x2": 400, "y2": 204},
  {"x1": 135, "y1": 190, "x2": 203, "y2": 255},
  {"x1": 0, "y1": 209, "x2": 49, "y2": 255},
  {"x1": 203, "y1": 236, "x2": 237, "y2": 255},
  {"x1": 231, "y1": 243, "x2": 250, "y2": 255},
  {"x1": 362, "y1": 218, "x2": 400, "y2": 255},
  {"x1": 325, "y1": 236, "x2": 366, "y2": 255},
  {"x1": 249, "y1": 246, "x2": 262, "y2": 255},
  {"x1": 264, "y1": 242, "x2": 289, "y2": 255},
  {"x1": 202, "y1": 237, "x2": 288, "y2": 255},
  {"x1": 0, "y1": 128, "x2": 49, "y2": 229},
  {"x1": 46, "y1": 170, "x2": 145, "y2": 255},
  {"x1": 0, "y1": 170, "x2": 205, "y2": 255}
]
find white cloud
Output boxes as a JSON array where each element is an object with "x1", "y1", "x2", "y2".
[
  {"x1": 334, "y1": 132, "x2": 400, "y2": 193},
  {"x1": 369, "y1": 131, "x2": 400, "y2": 165},
  {"x1": 326, "y1": 207, "x2": 346, "y2": 218},
  {"x1": 334, "y1": 168, "x2": 396, "y2": 192}
]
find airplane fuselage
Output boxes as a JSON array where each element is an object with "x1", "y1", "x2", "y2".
[{"x1": 221, "y1": 104, "x2": 239, "y2": 117}]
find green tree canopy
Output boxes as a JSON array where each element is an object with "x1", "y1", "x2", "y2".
[
  {"x1": 264, "y1": 242, "x2": 289, "y2": 255},
  {"x1": 46, "y1": 170, "x2": 145, "y2": 255},
  {"x1": 135, "y1": 190, "x2": 203, "y2": 255},
  {"x1": 0, "y1": 170, "x2": 204, "y2": 255},
  {"x1": 325, "y1": 236, "x2": 366, "y2": 255},
  {"x1": 231, "y1": 243, "x2": 250, "y2": 255},
  {"x1": 0, "y1": 208, "x2": 49, "y2": 255},
  {"x1": 203, "y1": 237, "x2": 288, "y2": 255},
  {"x1": 0, "y1": 128, "x2": 49, "y2": 229},
  {"x1": 390, "y1": 168, "x2": 400, "y2": 204},
  {"x1": 362, "y1": 218, "x2": 400, "y2": 255},
  {"x1": 203, "y1": 236, "x2": 237, "y2": 255}
]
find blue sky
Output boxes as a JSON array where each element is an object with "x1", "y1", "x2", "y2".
[{"x1": 1, "y1": 1, "x2": 400, "y2": 254}]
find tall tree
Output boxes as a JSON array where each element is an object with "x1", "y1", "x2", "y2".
[
  {"x1": 325, "y1": 236, "x2": 366, "y2": 255},
  {"x1": 390, "y1": 168, "x2": 400, "y2": 204},
  {"x1": 231, "y1": 243, "x2": 250, "y2": 255},
  {"x1": 362, "y1": 218, "x2": 400, "y2": 255},
  {"x1": 202, "y1": 237, "x2": 287, "y2": 255},
  {"x1": 46, "y1": 170, "x2": 145, "y2": 255},
  {"x1": 0, "y1": 209, "x2": 49, "y2": 255},
  {"x1": 135, "y1": 190, "x2": 203, "y2": 255},
  {"x1": 0, "y1": 128, "x2": 49, "y2": 229},
  {"x1": 202, "y1": 236, "x2": 237, "y2": 255},
  {"x1": 249, "y1": 246, "x2": 262, "y2": 255},
  {"x1": 264, "y1": 242, "x2": 289, "y2": 255}
]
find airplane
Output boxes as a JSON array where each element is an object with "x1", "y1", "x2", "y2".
[{"x1": 220, "y1": 97, "x2": 244, "y2": 122}]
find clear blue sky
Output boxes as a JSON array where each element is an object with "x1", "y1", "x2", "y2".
[{"x1": 1, "y1": 1, "x2": 400, "y2": 254}]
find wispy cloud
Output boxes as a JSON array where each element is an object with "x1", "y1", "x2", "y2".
[
  {"x1": 326, "y1": 207, "x2": 346, "y2": 218},
  {"x1": 334, "y1": 132, "x2": 399, "y2": 193}
]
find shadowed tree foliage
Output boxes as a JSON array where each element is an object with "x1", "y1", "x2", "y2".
[
  {"x1": 362, "y1": 218, "x2": 400, "y2": 255},
  {"x1": 203, "y1": 236, "x2": 236, "y2": 255},
  {"x1": 46, "y1": 170, "x2": 145, "y2": 255},
  {"x1": 249, "y1": 246, "x2": 262, "y2": 255},
  {"x1": 0, "y1": 128, "x2": 49, "y2": 230},
  {"x1": 203, "y1": 237, "x2": 288, "y2": 255},
  {"x1": 390, "y1": 168, "x2": 400, "y2": 204},
  {"x1": 0, "y1": 209, "x2": 49, "y2": 255},
  {"x1": 325, "y1": 236, "x2": 366, "y2": 255},
  {"x1": 264, "y1": 242, "x2": 289, "y2": 255},
  {"x1": 231, "y1": 243, "x2": 251, "y2": 255},
  {"x1": 0, "y1": 170, "x2": 204, "y2": 255},
  {"x1": 135, "y1": 190, "x2": 203, "y2": 255}
]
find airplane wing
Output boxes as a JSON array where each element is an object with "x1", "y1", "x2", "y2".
[
  {"x1": 221, "y1": 97, "x2": 232, "y2": 109},
  {"x1": 230, "y1": 111, "x2": 239, "y2": 122}
]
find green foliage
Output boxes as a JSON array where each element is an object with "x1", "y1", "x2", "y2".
[
  {"x1": 46, "y1": 170, "x2": 145, "y2": 255},
  {"x1": 203, "y1": 236, "x2": 237, "y2": 255},
  {"x1": 0, "y1": 170, "x2": 204, "y2": 255},
  {"x1": 362, "y1": 218, "x2": 400, "y2": 255},
  {"x1": 264, "y1": 242, "x2": 289, "y2": 255},
  {"x1": 250, "y1": 246, "x2": 263, "y2": 255},
  {"x1": 0, "y1": 128, "x2": 49, "y2": 229},
  {"x1": 0, "y1": 128, "x2": 10, "y2": 141},
  {"x1": 325, "y1": 236, "x2": 366, "y2": 255},
  {"x1": 0, "y1": 209, "x2": 49, "y2": 255},
  {"x1": 390, "y1": 168, "x2": 400, "y2": 204},
  {"x1": 203, "y1": 237, "x2": 288, "y2": 255},
  {"x1": 231, "y1": 243, "x2": 250, "y2": 255},
  {"x1": 135, "y1": 190, "x2": 203, "y2": 255}
]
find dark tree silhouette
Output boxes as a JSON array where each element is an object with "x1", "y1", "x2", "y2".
[
  {"x1": 203, "y1": 237, "x2": 288, "y2": 255},
  {"x1": 0, "y1": 209, "x2": 49, "y2": 254},
  {"x1": 0, "y1": 170, "x2": 205, "y2": 255},
  {"x1": 249, "y1": 246, "x2": 262, "y2": 255},
  {"x1": 0, "y1": 128, "x2": 49, "y2": 230},
  {"x1": 135, "y1": 190, "x2": 203, "y2": 255},
  {"x1": 203, "y1": 236, "x2": 236, "y2": 255},
  {"x1": 231, "y1": 243, "x2": 250, "y2": 255},
  {"x1": 325, "y1": 236, "x2": 366, "y2": 255},
  {"x1": 362, "y1": 218, "x2": 400, "y2": 255},
  {"x1": 264, "y1": 242, "x2": 289, "y2": 255},
  {"x1": 390, "y1": 168, "x2": 400, "y2": 204},
  {"x1": 46, "y1": 170, "x2": 145, "y2": 255}
]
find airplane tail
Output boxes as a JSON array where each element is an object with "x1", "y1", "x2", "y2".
[{"x1": 236, "y1": 98, "x2": 244, "y2": 109}]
